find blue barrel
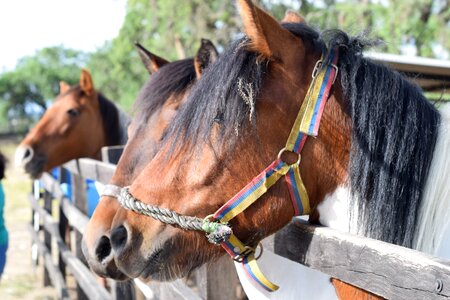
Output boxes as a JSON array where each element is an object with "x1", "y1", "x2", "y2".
[{"x1": 50, "y1": 168, "x2": 100, "y2": 217}]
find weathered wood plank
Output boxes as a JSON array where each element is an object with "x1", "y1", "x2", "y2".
[
  {"x1": 274, "y1": 218, "x2": 450, "y2": 299},
  {"x1": 63, "y1": 158, "x2": 115, "y2": 182},
  {"x1": 101, "y1": 146, "x2": 125, "y2": 164},
  {"x1": 71, "y1": 172, "x2": 89, "y2": 300},
  {"x1": 58, "y1": 168, "x2": 70, "y2": 283},
  {"x1": 43, "y1": 191, "x2": 52, "y2": 287},
  {"x1": 31, "y1": 181, "x2": 40, "y2": 268},
  {"x1": 196, "y1": 255, "x2": 240, "y2": 300},
  {"x1": 40, "y1": 172, "x2": 89, "y2": 234},
  {"x1": 40, "y1": 173, "x2": 65, "y2": 199},
  {"x1": 28, "y1": 225, "x2": 70, "y2": 300},
  {"x1": 60, "y1": 196, "x2": 89, "y2": 234},
  {"x1": 29, "y1": 194, "x2": 111, "y2": 300}
]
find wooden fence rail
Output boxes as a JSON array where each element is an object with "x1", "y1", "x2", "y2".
[
  {"x1": 270, "y1": 219, "x2": 450, "y2": 299},
  {"x1": 30, "y1": 152, "x2": 450, "y2": 299}
]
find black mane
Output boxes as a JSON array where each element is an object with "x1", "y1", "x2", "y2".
[
  {"x1": 166, "y1": 23, "x2": 440, "y2": 248},
  {"x1": 65, "y1": 86, "x2": 128, "y2": 146},
  {"x1": 133, "y1": 58, "x2": 196, "y2": 125},
  {"x1": 334, "y1": 32, "x2": 440, "y2": 247},
  {"x1": 98, "y1": 93, "x2": 125, "y2": 146}
]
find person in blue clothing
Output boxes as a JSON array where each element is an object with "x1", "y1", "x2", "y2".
[{"x1": 0, "y1": 152, "x2": 8, "y2": 280}]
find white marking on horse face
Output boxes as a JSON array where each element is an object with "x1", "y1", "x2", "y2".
[
  {"x1": 317, "y1": 185, "x2": 355, "y2": 233},
  {"x1": 14, "y1": 145, "x2": 34, "y2": 167}
]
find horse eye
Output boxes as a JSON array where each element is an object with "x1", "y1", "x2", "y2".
[{"x1": 67, "y1": 108, "x2": 80, "y2": 117}]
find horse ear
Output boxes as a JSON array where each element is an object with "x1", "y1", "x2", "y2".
[
  {"x1": 281, "y1": 10, "x2": 305, "y2": 23},
  {"x1": 80, "y1": 69, "x2": 94, "y2": 96},
  {"x1": 135, "y1": 42, "x2": 169, "y2": 74},
  {"x1": 194, "y1": 39, "x2": 219, "y2": 79},
  {"x1": 237, "y1": 0, "x2": 300, "y2": 61},
  {"x1": 59, "y1": 81, "x2": 70, "y2": 94}
]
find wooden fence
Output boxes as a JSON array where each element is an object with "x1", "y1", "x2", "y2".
[{"x1": 30, "y1": 148, "x2": 450, "y2": 299}]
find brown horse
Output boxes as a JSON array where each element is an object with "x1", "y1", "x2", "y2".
[
  {"x1": 82, "y1": 39, "x2": 218, "y2": 279},
  {"x1": 15, "y1": 70, "x2": 129, "y2": 178},
  {"x1": 85, "y1": 1, "x2": 449, "y2": 299}
]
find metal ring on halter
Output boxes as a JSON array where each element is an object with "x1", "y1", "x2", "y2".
[
  {"x1": 233, "y1": 243, "x2": 264, "y2": 262},
  {"x1": 312, "y1": 59, "x2": 339, "y2": 84},
  {"x1": 233, "y1": 246, "x2": 255, "y2": 262},
  {"x1": 203, "y1": 214, "x2": 216, "y2": 223},
  {"x1": 254, "y1": 242, "x2": 264, "y2": 260},
  {"x1": 311, "y1": 60, "x2": 323, "y2": 79},
  {"x1": 277, "y1": 147, "x2": 301, "y2": 166},
  {"x1": 203, "y1": 214, "x2": 231, "y2": 226}
]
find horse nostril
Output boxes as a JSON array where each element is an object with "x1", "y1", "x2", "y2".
[
  {"x1": 24, "y1": 148, "x2": 32, "y2": 159},
  {"x1": 95, "y1": 236, "x2": 112, "y2": 262},
  {"x1": 110, "y1": 225, "x2": 128, "y2": 252},
  {"x1": 15, "y1": 145, "x2": 34, "y2": 166}
]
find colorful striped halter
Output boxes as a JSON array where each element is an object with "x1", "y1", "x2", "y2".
[{"x1": 112, "y1": 49, "x2": 339, "y2": 292}]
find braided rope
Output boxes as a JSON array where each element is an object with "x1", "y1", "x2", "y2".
[
  {"x1": 118, "y1": 187, "x2": 232, "y2": 244},
  {"x1": 119, "y1": 187, "x2": 204, "y2": 231}
]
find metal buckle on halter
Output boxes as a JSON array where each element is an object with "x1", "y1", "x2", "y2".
[
  {"x1": 277, "y1": 147, "x2": 301, "y2": 167},
  {"x1": 312, "y1": 60, "x2": 339, "y2": 84},
  {"x1": 233, "y1": 243, "x2": 264, "y2": 263}
]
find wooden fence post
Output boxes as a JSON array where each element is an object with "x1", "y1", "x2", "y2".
[
  {"x1": 71, "y1": 169, "x2": 89, "y2": 300},
  {"x1": 31, "y1": 180, "x2": 40, "y2": 268},
  {"x1": 43, "y1": 189, "x2": 52, "y2": 287},
  {"x1": 196, "y1": 256, "x2": 240, "y2": 300},
  {"x1": 58, "y1": 168, "x2": 69, "y2": 282}
]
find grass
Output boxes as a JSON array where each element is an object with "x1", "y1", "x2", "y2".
[
  {"x1": 0, "y1": 137, "x2": 56, "y2": 300},
  {"x1": 0, "y1": 137, "x2": 32, "y2": 224}
]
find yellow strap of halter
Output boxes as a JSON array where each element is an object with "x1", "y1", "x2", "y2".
[
  {"x1": 286, "y1": 56, "x2": 328, "y2": 151},
  {"x1": 226, "y1": 234, "x2": 279, "y2": 291},
  {"x1": 218, "y1": 161, "x2": 291, "y2": 223}
]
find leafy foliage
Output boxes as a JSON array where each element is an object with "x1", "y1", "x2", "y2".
[{"x1": 0, "y1": 47, "x2": 87, "y2": 126}]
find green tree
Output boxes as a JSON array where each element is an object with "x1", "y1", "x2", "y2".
[
  {"x1": 277, "y1": 0, "x2": 450, "y2": 57},
  {"x1": 0, "y1": 46, "x2": 87, "y2": 125},
  {"x1": 87, "y1": 0, "x2": 241, "y2": 111}
]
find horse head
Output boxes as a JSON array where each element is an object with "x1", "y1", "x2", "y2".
[
  {"x1": 101, "y1": 0, "x2": 352, "y2": 281},
  {"x1": 15, "y1": 70, "x2": 119, "y2": 178},
  {"x1": 82, "y1": 39, "x2": 218, "y2": 279}
]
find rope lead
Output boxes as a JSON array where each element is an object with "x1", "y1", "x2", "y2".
[{"x1": 119, "y1": 187, "x2": 232, "y2": 244}]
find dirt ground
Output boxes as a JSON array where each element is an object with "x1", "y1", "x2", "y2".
[{"x1": 0, "y1": 137, "x2": 57, "y2": 300}]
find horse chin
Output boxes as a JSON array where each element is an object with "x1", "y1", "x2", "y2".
[
  {"x1": 91, "y1": 259, "x2": 129, "y2": 281},
  {"x1": 24, "y1": 154, "x2": 48, "y2": 179},
  {"x1": 138, "y1": 246, "x2": 191, "y2": 282}
]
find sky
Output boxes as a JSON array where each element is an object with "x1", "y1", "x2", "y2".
[{"x1": 0, "y1": 0, "x2": 127, "y2": 72}]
